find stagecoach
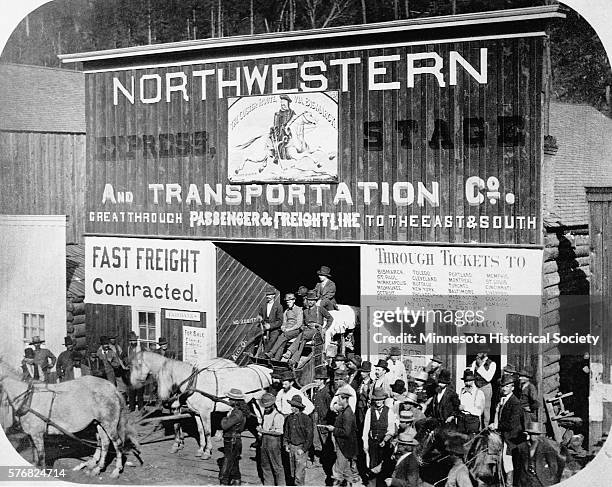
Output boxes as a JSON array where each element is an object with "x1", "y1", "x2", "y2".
[{"x1": 246, "y1": 301, "x2": 359, "y2": 400}]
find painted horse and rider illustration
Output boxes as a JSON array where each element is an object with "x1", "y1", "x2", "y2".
[{"x1": 230, "y1": 94, "x2": 338, "y2": 181}]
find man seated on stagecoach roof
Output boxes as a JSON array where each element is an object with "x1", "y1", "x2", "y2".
[
  {"x1": 295, "y1": 285, "x2": 309, "y2": 308},
  {"x1": 275, "y1": 370, "x2": 314, "y2": 416},
  {"x1": 57, "y1": 336, "x2": 76, "y2": 382},
  {"x1": 282, "y1": 290, "x2": 333, "y2": 366},
  {"x1": 21, "y1": 348, "x2": 43, "y2": 382},
  {"x1": 270, "y1": 94, "x2": 296, "y2": 161},
  {"x1": 458, "y1": 369, "x2": 485, "y2": 436},
  {"x1": 387, "y1": 347, "x2": 408, "y2": 386},
  {"x1": 266, "y1": 292, "x2": 303, "y2": 360},
  {"x1": 29, "y1": 335, "x2": 56, "y2": 383},
  {"x1": 314, "y1": 265, "x2": 338, "y2": 311},
  {"x1": 424, "y1": 369, "x2": 460, "y2": 425},
  {"x1": 254, "y1": 286, "x2": 284, "y2": 355}
]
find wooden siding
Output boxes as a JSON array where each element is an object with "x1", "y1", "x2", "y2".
[
  {"x1": 86, "y1": 37, "x2": 543, "y2": 246},
  {"x1": 0, "y1": 131, "x2": 86, "y2": 244},
  {"x1": 161, "y1": 310, "x2": 206, "y2": 361},
  {"x1": 216, "y1": 246, "x2": 274, "y2": 365},
  {"x1": 586, "y1": 189, "x2": 612, "y2": 383},
  {"x1": 86, "y1": 303, "x2": 131, "y2": 352}
]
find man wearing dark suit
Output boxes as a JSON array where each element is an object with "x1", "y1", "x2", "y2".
[
  {"x1": 424, "y1": 369, "x2": 460, "y2": 425},
  {"x1": 314, "y1": 265, "x2": 338, "y2": 311},
  {"x1": 514, "y1": 422, "x2": 564, "y2": 486},
  {"x1": 257, "y1": 287, "x2": 284, "y2": 353},
  {"x1": 490, "y1": 374, "x2": 526, "y2": 487},
  {"x1": 385, "y1": 434, "x2": 420, "y2": 487}
]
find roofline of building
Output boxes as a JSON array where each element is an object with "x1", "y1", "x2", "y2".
[{"x1": 59, "y1": 5, "x2": 564, "y2": 65}]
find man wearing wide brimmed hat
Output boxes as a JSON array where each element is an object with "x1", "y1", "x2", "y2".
[
  {"x1": 220, "y1": 388, "x2": 248, "y2": 485},
  {"x1": 331, "y1": 368, "x2": 357, "y2": 413},
  {"x1": 97, "y1": 335, "x2": 121, "y2": 385},
  {"x1": 362, "y1": 387, "x2": 398, "y2": 486},
  {"x1": 490, "y1": 374, "x2": 525, "y2": 487},
  {"x1": 267, "y1": 292, "x2": 304, "y2": 361},
  {"x1": 518, "y1": 367, "x2": 540, "y2": 423},
  {"x1": 257, "y1": 393, "x2": 285, "y2": 485},
  {"x1": 398, "y1": 392, "x2": 426, "y2": 423},
  {"x1": 409, "y1": 370, "x2": 430, "y2": 405},
  {"x1": 314, "y1": 265, "x2": 338, "y2": 311},
  {"x1": 470, "y1": 345, "x2": 497, "y2": 427},
  {"x1": 29, "y1": 335, "x2": 56, "y2": 383},
  {"x1": 154, "y1": 336, "x2": 176, "y2": 359},
  {"x1": 270, "y1": 94, "x2": 296, "y2": 161},
  {"x1": 312, "y1": 367, "x2": 334, "y2": 470},
  {"x1": 387, "y1": 347, "x2": 408, "y2": 386},
  {"x1": 385, "y1": 432, "x2": 420, "y2": 487},
  {"x1": 425, "y1": 369, "x2": 460, "y2": 425},
  {"x1": 444, "y1": 433, "x2": 472, "y2": 487},
  {"x1": 21, "y1": 348, "x2": 42, "y2": 381},
  {"x1": 57, "y1": 336, "x2": 76, "y2": 382},
  {"x1": 458, "y1": 368, "x2": 485, "y2": 435},
  {"x1": 514, "y1": 422, "x2": 565, "y2": 487},
  {"x1": 397, "y1": 410, "x2": 417, "y2": 441},
  {"x1": 283, "y1": 394, "x2": 313, "y2": 486},
  {"x1": 275, "y1": 370, "x2": 314, "y2": 416}
]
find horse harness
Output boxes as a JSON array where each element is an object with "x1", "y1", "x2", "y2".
[{"x1": 3, "y1": 380, "x2": 99, "y2": 448}]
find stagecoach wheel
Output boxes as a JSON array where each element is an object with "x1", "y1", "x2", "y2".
[{"x1": 300, "y1": 383, "x2": 318, "y2": 403}]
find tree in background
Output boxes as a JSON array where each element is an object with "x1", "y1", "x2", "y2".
[{"x1": 1, "y1": 0, "x2": 610, "y2": 115}]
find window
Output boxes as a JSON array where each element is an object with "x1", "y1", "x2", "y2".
[
  {"x1": 137, "y1": 311, "x2": 158, "y2": 351},
  {"x1": 23, "y1": 313, "x2": 45, "y2": 344}
]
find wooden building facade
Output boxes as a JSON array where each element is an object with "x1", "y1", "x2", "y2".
[{"x1": 60, "y1": 6, "x2": 564, "y2": 390}]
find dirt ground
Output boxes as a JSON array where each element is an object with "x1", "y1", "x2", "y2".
[{"x1": 7, "y1": 414, "x2": 329, "y2": 486}]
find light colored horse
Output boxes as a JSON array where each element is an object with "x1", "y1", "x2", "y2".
[
  {"x1": 130, "y1": 351, "x2": 271, "y2": 459},
  {"x1": 233, "y1": 111, "x2": 333, "y2": 175},
  {"x1": 0, "y1": 360, "x2": 138, "y2": 478}
]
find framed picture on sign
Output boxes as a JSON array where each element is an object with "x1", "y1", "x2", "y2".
[{"x1": 227, "y1": 92, "x2": 339, "y2": 183}]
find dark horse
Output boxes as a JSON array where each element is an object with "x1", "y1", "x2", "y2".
[
  {"x1": 414, "y1": 418, "x2": 504, "y2": 487},
  {"x1": 414, "y1": 418, "x2": 456, "y2": 485}
]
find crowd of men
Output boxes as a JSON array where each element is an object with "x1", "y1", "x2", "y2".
[
  {"x1": 20, "y1": 332, "x2": 173, "y2": 412},
  {"x1": 218, "y1": 346, "x2": 564, "y2": 487}
]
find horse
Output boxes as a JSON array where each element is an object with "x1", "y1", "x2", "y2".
[
  {"x1": 130, "y1": 351, "x2": 272, "y2": 459},
  {"x1": 233, "y1": 111, "x2": 333, "y2": 176},
  {"x1": 413, "y1": 418, "x2": 456, "y2": 486},
  {"x1": 466, "y1": 429, "x2": 504, "y2": 486},
  {"x1": 0, "y1": 360, "x2": 139, "y2": 478}
]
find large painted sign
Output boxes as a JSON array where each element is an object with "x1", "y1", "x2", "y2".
[
  {"x1": 85, "y1": 236, "x2": 215, "y2": 312},
  {"x1": 86, "y1": 35, "x2": 543, "y2": 245},
  {"x1": 360, "y1": 244, "x2": 543, "y2": 357},
  {"x1": 228, "y1": 92, "x2": 338, "y2": 183}
]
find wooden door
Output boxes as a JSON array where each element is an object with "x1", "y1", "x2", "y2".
[{"x1": 161, "y1": 309, "x2": 206, "y2": 361}]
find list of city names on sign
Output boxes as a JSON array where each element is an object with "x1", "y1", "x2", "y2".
[{"x1": 361, "y1": 245, "x2": 543, "y2": 316}]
